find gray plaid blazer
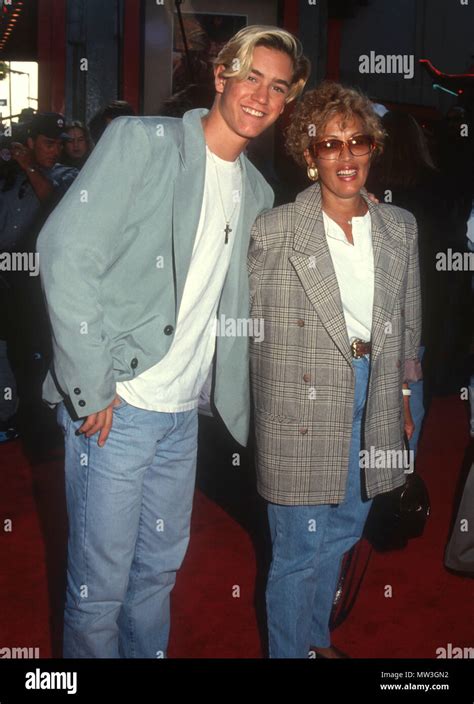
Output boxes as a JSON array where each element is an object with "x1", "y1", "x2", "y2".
[{"x1": 248, "y1": 182, "x2": 422, "y2": 506}]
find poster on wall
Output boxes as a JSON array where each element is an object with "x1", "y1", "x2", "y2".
[{"x1": 172, "y1": 12, "x2": 247, "y2": 95}]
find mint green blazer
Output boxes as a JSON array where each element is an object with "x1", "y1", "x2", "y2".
[{"x1": 37, "y1": 109, "x2": 274, "y2": 445}]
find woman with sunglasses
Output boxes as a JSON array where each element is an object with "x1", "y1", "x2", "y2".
[{"x1": 248, "y1": 81, "x2": 422, "y2": 659}]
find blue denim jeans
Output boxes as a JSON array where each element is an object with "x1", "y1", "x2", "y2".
[
  {"x1": 266, "y1": 355, "x2": 372, "y2": 659},
  {"x1": 408, "y1": 346, "x2": 425, "y2": 457},
  {"x1": 57, "y1": 399, "x2": 198, "y2": 658}
]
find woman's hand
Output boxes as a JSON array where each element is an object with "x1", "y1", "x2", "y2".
[{"x1": 403, "y1": 395, "x2": 415, "y2": 440}]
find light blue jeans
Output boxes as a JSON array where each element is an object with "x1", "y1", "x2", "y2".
[
  {"x1": 266, "y1": 356, "x2": 372, "y2": 659},
  {"x1": 57, "y1": 399, "x2": 198, "y2": 658},
  {"x1": 408, "y1": 346, "x2": 425, "y2": 457}
]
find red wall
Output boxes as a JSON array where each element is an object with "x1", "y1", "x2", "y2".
[
  {"x1": 37, "y1": 0, "x2": 66, "y2": 113},
  {"x1": 122, "y1": 0, "x2": 141, "y2": 112}
]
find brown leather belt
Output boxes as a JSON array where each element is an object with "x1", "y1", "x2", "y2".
[{"x1": 350, "y1": 338, "x2": 371, "y2": 358}]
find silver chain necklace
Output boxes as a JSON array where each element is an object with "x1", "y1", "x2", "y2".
[{"x1": 208, "y1": 149, "x2": 242, "y2": 244}]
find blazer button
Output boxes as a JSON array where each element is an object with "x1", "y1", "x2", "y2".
[
  {"x1": 299, "y1": 427, "x2": 308, "y2": 435},
  {"x1": 296, "y1": 319, "x2": 305, "y2": 327},
  {"x1": 164, "y1": 325, "x2": 174, "y2": 336},
  {"x1": 78, "y1": 400, "x2": 86, "y2": 408},
  {"x1": 130, "y1": 358, "x2": 138, "y2": 369},
  {"x1": 73, "y1": 387, "x2": 81, "y2": 395},
  {"x1": 396, "y1": 359, "x2": 401, "y2": 368},
  {"x1": 303, "y1": 373, "x2": 311, "y2": 383}
]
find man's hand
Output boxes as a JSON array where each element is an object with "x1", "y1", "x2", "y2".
[
  {"x1": 77, "y1": 395, "x2": 123, "y2": 447},
  {"x1": 10, "y1": 142, "x2": 36, "y2": 171}
]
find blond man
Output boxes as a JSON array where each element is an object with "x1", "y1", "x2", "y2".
[{"x1": 38, "y1": 26, "x2": 310, "y2": 658}]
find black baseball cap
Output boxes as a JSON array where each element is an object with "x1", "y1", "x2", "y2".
[{"x1": 28, "y1": 113, "x2": 71, "y2": 140}]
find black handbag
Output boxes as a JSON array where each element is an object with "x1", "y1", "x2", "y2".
[
  {"x1": 330, "y1": 460, "x2": 430, "y2": 629},
  {"x1": 363, "y1": 445, "x2": 431, "y2": 552},
  {"x1": 330, "y1": 440, "x2": 431, "y2": 629}
]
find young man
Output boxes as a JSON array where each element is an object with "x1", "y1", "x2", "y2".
[{"x1": 37, "y1": 26, "x2": 310, "y2": 658}]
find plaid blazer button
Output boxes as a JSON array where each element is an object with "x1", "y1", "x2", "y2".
[
  {"x1": 299, "y1": 427, "x2": 308, "y2": 435},
  {"x1": 296, "y1": 319, "x2": 305, "y2": 327},
  {"x1": 302, "y1": 373, "x2": 311, "y2": 383}
]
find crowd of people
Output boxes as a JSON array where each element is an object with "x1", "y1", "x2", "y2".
[
  {"x1": 0, "y1": 100, "x2": 135, "y2": 450},
  {"x1": 0, "y1": 24, "x2": 473, "y2": 659}
]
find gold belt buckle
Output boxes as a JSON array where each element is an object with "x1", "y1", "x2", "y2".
[{"x1": 351, "y1": 338, "x2": 365, "y2": 359}]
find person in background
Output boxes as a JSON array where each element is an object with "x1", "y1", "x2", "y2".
[
  {"x1": 62, "y1": 121, "x2": 93, "y2": 170},
  {"x1": 160, "y1": 84, "x2": 215, "y2": 118},
  {"x1": 366, "y1": 110, "x2": 452, "y2": 455},
  {"x1": 0, "y1": 113, "x2": 77, "y2": 452},
  {"x1": 88, "y1": 100, "x2": 136, "y2": 144},
  {"x1": 249, "y1": 81, "x2": 421, "y2": 659},
  {"x1": 431, "y1": 106, "x2": 474, "y2": 394}
]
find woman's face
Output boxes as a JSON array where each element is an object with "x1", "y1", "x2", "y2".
[
  {"x1": 304, "y1": 114, "x2": 373, "y2": 200},
  {"x1": 65, "y1": 127, "x2": 88, "y2": 159}
]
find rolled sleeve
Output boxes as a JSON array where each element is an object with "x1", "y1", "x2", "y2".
[
  {"x1": 404, "y1": 357, "x2": 422, "y2": 383},
  {"x1": 403, "y1": 215, "x2": 423, "y2": 383}
]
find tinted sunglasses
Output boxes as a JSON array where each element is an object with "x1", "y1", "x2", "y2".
[{"x1": 309, "y1": 134, "x2": 375, "y2": 160}]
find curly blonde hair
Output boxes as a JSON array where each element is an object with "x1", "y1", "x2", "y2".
[{"x1": 286, "y1": 81, "x2": 385, "y2": 166}]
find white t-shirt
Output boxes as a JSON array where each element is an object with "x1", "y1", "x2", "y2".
[
  {"x1": 323, "y1": 210, "x2": 374, "y2": 343},
  {"x1": 116, "y1": 147, "x2": 242, "y2": 412}
]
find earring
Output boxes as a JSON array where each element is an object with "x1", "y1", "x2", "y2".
[{"x1": 307, "y1": 165, "x2": 319, "y2": 182}]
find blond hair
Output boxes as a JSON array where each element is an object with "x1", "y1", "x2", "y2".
[{"x1": 214, "y1": 25, "x2": 310, "y2": 103}]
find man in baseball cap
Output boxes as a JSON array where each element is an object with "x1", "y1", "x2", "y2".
[
  {"x1": 27, "y1": 112, "x2": 72, "y2": 142},
  {"x1": 0, "y1": 112, "x2": 77, "y2": 452},
  {"x1": 4, "y1": 112, "x2": 76, "y2": 245}
]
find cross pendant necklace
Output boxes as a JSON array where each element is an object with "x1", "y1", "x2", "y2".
[{"x1": 208, "y1": 148, "x2": 242, "y2": 245}]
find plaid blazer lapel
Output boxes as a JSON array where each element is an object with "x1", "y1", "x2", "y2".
[
  {"x1": 290, "y1": 184, "x2": 353, "y2": 368},
  {"x1": 368, "y1": 200, "x2": 408, "y2": 364}
]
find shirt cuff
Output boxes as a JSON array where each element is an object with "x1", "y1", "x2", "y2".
[{"x1": 404, "y1": 358, "x2": 423, "y2": 383}]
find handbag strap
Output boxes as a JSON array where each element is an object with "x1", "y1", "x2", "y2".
[
  {"x1": 331, "y1": 435, "x2": 415, "y2": 629},
  {"x1": 330, "y1": 541, "x2": 373, "y2": 630}
]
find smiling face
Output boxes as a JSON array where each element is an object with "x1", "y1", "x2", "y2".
[
  {"x1": 304, "y1": 114, "x2": 373, "y2": 200},
  {"x1": 214, "y1": 45, "x2": 294, "y2": 142}
]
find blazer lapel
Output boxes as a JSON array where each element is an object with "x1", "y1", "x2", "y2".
[
  {"x1": 216, "y1": 153, "x2": 259, "y2": 366},
  {"x1": 369, "y1": 202, "x2": 407, "y2": 364},
  {"x1": 290, "y1": 184, "x2": 353, "y2": 367},
  {"x1": 289, "y1": 184, "x2": 407, "y2": 367},
  {"x1": 172, "y1": 109, "x2": 208, "y2": 311}
]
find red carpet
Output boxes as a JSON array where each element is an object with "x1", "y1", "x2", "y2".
[{"x1": 0, "y1": 396, "x2": 472, "y2": 659}]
